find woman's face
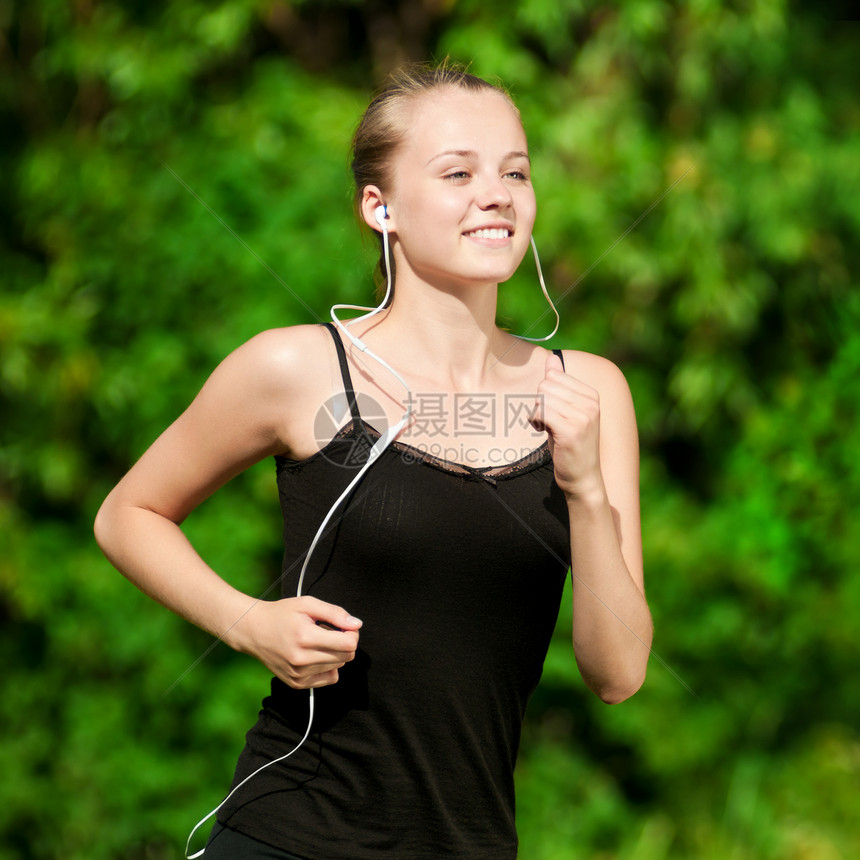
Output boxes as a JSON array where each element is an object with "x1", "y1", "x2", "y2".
[{"x1": 382, "y1": 87, "x2": 536, "y2": 292}]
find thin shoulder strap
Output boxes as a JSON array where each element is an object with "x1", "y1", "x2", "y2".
[
  {"x1": 552, "y1": 347, "x2": 566, "y2": 371},
  {"x1": 322, "y1": 323, "x2": 362, "y2": 422}
]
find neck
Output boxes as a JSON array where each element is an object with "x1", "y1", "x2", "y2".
[{"x1": 360, "y1": 278, "x2": 509, "y2": 389}]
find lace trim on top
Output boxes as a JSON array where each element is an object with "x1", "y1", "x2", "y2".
[{"x1": 278, "y1": 420, "x2": 551, "y2": 485}]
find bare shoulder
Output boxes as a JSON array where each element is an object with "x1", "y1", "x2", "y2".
[
  {"x1": 558, "y1": 349, "x2": 633, "y2": 404},
  {"x1": 187, "y1": 323, "x2": 338, "y2": 458},
  {"x1": 217, "y1": 324, "x2": 332, "y2": 389},
  {"x1": 203, "y1": 323, "x2": 340, "y2": 411}
]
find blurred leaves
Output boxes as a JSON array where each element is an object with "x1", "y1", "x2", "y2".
[{"x1": 2, "y1": 0, "x2": 859, "y2": 857}]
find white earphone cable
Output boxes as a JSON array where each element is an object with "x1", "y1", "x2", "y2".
[
  {"x1": 185, "y1": 214, "x2": 555, "y2": 855},
  {"x1": 184, "y1": 690, "x2": 315, "y2": 858},
  {"x1": 185, "y1": 211, "x2": 411, "y2": 858},
  {"x1": 516, "y1": 236, "x2": 560, "y2": 343}
]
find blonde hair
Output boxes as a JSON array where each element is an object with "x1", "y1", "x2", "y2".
[{"x1": 351, "y1": 61, "x2": 519, "y2": 292}]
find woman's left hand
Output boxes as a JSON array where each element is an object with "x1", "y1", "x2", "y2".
[{"x1": 530, "y1": 352, "x2": 604, "y2": 500}]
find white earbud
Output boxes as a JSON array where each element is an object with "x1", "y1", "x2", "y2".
[{"x1": 374, "y1": 205, "x2": 388, "y2": 229}]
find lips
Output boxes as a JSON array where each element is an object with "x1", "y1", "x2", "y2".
[{"x1": 463, "y1": 227, "x2": 512, "y2": 239}]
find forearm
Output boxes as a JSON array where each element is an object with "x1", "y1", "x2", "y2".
[
  {"x1": 567, "y1": 488, "x2": 652, "y2": 704},
  {"x1": 95, "y1": 495, "x2": 363, "y2": 688},
  {"x1": 94, "y1": 498, "x2": 258, "y2": 651}
]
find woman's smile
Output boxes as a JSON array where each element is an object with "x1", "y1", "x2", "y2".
[{"x1": 463, "y1": 223, "x2": 515, "y2": 244}]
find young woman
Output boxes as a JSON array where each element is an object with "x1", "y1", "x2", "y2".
[{"x1": 95, "y1": 63, "x2": 652, "y2": 859}]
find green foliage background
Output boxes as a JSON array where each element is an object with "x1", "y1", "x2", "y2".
[{"x1": 2, "y1": 1, "x2": 859, "y2": 857}]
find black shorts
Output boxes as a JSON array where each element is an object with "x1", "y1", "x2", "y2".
[{"x1": 202, "y1": 822, "x2": 307, "y2": 859}]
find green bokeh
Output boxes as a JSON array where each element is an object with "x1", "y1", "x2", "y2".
[{"x1": 2, "y1": 1, "x2": 858, "y2": 857}]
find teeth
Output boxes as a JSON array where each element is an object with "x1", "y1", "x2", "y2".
[{"x1": 467, "y1": 228, "x2": 510, "y2": 239}]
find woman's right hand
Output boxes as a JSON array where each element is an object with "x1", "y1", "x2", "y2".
[{"x1": 233, "y1": 596, "x2": 363, "y2": 690}]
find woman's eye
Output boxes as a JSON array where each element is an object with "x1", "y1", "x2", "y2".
[
  {"x1": 444, "y1": 170, "x2": 471, "y2": 181},
  {"x1": 505, "y1": 170, "x2": 529, "y2": 181}
]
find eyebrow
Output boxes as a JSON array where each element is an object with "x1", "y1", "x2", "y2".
[{"x1": 425, "y1": 149, "x2": 531, "y2": 166}]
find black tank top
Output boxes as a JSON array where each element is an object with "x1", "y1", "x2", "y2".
[{"x1": 218, "y1": 325, "x2": 572, "y2": 859}]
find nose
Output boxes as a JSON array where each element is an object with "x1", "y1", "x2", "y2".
[{"x1": 476, "y1": 172, "x2": 513, "y2": 210}]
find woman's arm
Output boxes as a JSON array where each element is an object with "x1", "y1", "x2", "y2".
[
  {"x1": 533, "y1": 351, "x2": 652, "y2": 704},
  {"x1": 94, "y1": 326, "x2": 362, "y2": 689}
]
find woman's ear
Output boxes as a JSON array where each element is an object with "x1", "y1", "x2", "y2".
[{"x1": 360, "y1": 186, "x2": 393, "y2": 234}]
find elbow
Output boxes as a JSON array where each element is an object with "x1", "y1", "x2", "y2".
[
  {"x1": 93, "y1": 502, "x2": 109, "y2": 552},
  {"x1": 589, "y1": 664, "x2": 649, "y2": 705},
  {"x1": 577, "y1": 633, "x2": 652, "y2": 705},
  {"x1": 93, "y1": 493, "x2": 118, "y2": 554},
  {"x1": 596, "y1": 675, "x2": 645, "y2": 705}
]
